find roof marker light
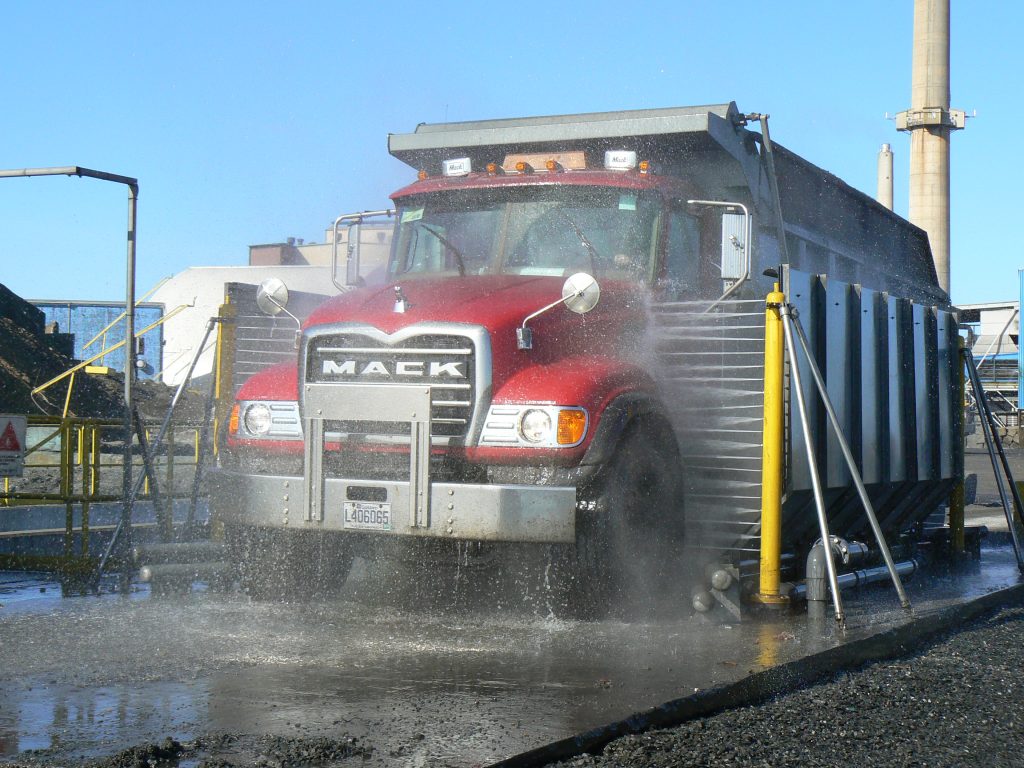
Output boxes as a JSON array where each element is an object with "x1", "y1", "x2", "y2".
[
  {"x1": 638, "y1": 159, "x2": 651, "y2": 174},
  {"x1": 515, "y1": 161, "x2": 534, "y2": 174},
  {"x1": 442, "y1": 157, "x2": 472, "y2": 177},
  {"x1": 417, "y1": 169, "x2": 429, "y2": 181},
  {"x1": 604, "y1": 150, "x2": 637, "y2": 171},
  {"x1": 544, "y1": 159, "x2": 562, "y2": 172}
]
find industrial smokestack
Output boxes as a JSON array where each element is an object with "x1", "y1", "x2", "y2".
[
  {"x1": 896, "y1": 0, "x2": 966, "y2": 295},
  {"x1": 877, "y1": 143, "x2": 894, "y2": 210}
]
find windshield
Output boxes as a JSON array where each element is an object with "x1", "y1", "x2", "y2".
[{"x1": 388, "y1": 185, "x2": 662, "y2": 283}]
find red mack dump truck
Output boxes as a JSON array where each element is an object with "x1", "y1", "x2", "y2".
[{"x1": 212, "y1": 103, "x2": 958, "y2": 614}]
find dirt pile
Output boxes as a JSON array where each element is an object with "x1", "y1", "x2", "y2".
[{"x1": 0, "y1": 283, "x2": 189, "y2": 419}]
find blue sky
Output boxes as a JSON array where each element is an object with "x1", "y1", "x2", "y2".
[{"x1": 1, "y1": 1, "x2": 1017, "y2": 305}]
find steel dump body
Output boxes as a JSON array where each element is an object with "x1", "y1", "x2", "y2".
[{"x1": 213, "y1": 102, "x2": 959, "y2": 582}]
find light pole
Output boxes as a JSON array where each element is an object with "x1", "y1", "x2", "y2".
[{"x1": 0, "y1": 166, "x2": 139, "y2": 568}]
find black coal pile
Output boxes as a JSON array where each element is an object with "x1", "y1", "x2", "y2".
[
  {"x1": 0, "y1": 283, "x2": 124, "y2": 417},
  {"x1": 557, "y1": 605, "x2": 1024, "y2": 768},
  {"x1": 0, "y1": 283, "x2": 196, "y2": 419}
]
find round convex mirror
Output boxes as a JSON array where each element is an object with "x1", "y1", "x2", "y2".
[
  {"x1": 561, "y1": 272, "x2": 601, "y2": 314},
  {"x1": 256, "y1": 277, "x2": 290, "y2": 316}
]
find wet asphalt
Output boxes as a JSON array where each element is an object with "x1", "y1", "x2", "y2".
[{"x1": 0, "y1": 537, "x2": 1021, "y2": 767}]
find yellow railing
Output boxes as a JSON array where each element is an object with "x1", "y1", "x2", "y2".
[{"x1": 0, "y1": 415, "x2": 206, "y2": 555}]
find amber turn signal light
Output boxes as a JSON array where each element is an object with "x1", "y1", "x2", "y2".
[{"x1": 557, "y1": 409, "x2": 587, "y2": 445}]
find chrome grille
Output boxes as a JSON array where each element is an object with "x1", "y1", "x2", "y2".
[{"x1": 306, "y1": 332, "x2": 476, "y2": 439}]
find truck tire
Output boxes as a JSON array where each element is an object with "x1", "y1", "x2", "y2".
[
  {"x1": 568, "y1": 419, "x2": 686, "y2": 618},
  {"x1": 229, "y1": 526, "x2": 354, "y2": 601}
]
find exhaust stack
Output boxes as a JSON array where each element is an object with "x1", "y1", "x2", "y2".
[
  {"x1": 877, "y1": 143, "x2": 894, "y2": 210},
  {"x1": 895, "y1": 0, "x2": 966, "y2": 295}
]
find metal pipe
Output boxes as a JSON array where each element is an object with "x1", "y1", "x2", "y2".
[
  {"x1": 794, "y1": 560, "x2": 918, "y2": 600},
  {"x1": 754, "y1": 283, "x2": 787, "y2": 605},
  {"x1": 95, "y1": 317, "x2": 219, "y2": 582},
  {"x1": 790, "y1": 312, "x2": 912, "y2": 609},
  {"x1": 0, "y1": 165, "x2": 139, "y2": 576},
  {"x1": 779, "y1": 303, "x2": 844, "y2": 625},
  {"x1": 744, "y1": 113, "x2": 791, "y2": 266},
  {"x1": 949, "y1": 337, "x2": 966, "y2": 553},
  {"x1": 963, "y1": 347, "x2": 1024, "y2": 569},
  {"x1": 121, "y1": 182, "x2": 138, "y2": 562}
]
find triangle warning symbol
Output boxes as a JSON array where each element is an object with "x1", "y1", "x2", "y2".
[{"x1": 0, "y1": 422, "x2": 21, "y2": 452}]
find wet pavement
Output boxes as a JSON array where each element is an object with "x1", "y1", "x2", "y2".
[{"x1": 0, "y1": 540, "x2": 1021, "y2": 767}]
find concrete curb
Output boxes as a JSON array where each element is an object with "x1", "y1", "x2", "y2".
[{"x1": 489, "y1": 582, "x2": 1024, "y2": 768}]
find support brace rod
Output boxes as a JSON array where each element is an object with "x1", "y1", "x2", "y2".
[
  {"x1": 789, "y1": 312, "x2": 911, "y2": 609},
  {"x1": 963, "y1": 347, "x2": 1024, "y2": 570},
  {"x1": 779, "y1": 304, "x2": 844, "y2": 625}
]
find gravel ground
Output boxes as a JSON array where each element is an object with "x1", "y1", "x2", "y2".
[{"x1": 556, "y1": 605, "x2": 1024, "y2": 768}]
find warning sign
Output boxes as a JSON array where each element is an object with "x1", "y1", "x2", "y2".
[{"x1": 0, "y1": 415, "x2": 27, "y2": 477}]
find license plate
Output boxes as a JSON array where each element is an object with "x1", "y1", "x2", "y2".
[{"x1": 343, "y1": 501, "x2": 392, "y2": 531}]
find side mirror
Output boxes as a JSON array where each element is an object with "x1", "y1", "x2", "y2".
[
  {"x1": 720, "y1": 211, "x2": 748, "y2": 282},
  {"x1": 685, "y1": 199, "x2": 751, "y2": 286},
  {"x1": 345, "y1": 222, "x2": 361, "y2": 285},
  {"x1": 256, "y1": 277, "x2": 290, "y2": 316},
  {"x1": 518, "y1": 273, "x2": 601, "y2": 350},
  {"x1": 561, "y1": 272, "x2": 601, "y2": 314},
  {"x1": 331, "y1": 222, "x2": 361, "y2": 290}
]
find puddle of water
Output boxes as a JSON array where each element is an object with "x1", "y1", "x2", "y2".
[{"x1": 0, "y1": 544, "x2": 1019, "y2": 766}]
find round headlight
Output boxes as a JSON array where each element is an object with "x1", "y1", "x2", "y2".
[
  {"x1": 519, "y1": 409, "x2": 552, "y2": 443},
  {"x1": 243, "y1": 403, "x2": 273, "y2": 436}
]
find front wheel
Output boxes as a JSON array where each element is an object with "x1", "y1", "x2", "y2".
[{"x1": 564, "y1": 420, "x2": 686, "y2": 619}]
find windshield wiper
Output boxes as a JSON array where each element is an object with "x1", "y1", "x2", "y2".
[
  {"x1": 418, "y1": 223, "x2": 467, "y2": 276},
  {"x1": 555, "y1": 209, "x2": 599, "y2": 275}
]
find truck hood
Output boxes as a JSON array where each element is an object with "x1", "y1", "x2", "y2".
[{"x1": 305, "y1": 274, "x2": 639, "y2": 336}]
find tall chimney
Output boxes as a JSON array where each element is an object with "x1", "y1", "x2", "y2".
[
  {"x1": 877, "y1": 143, "x2": 894, "y2": 210},
  {"x1": 896, "y1": 0, "x2": 965, "y2": 295}
]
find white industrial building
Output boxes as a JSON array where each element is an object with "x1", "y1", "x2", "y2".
[{"x1": 151, "y1": 221, "x2": 392, "y2": 387}]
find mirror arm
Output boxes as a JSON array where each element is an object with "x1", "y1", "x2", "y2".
[
  {"x1": 262, "y1": 293, "x2": 302, "y2": 331},
  {"x1": 517, "y1": 290, "x2": 585, "y2": 350},
  {"x1": 330, "y1": 209, "x2": 395, "y2": 291}
]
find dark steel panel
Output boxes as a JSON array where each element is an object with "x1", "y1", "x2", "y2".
[
  {"x1": 935, "y1": 310, "x2": 956, "y2": 479},
  {"x1": 887, "y1": 297, "x2": 911, "y2": 482},
  {"x1": 858, "y1": 287, "x2": 888, "y2": 485},
  {"x1": 825, "y1": 279, "x2": 854, "y2": 488},
  {"x1": 785, "y1": 269, "x2": 825, "y2": 492},
  {"x1": 913, "y1": 304, "x2": 938, "y2": 481}
]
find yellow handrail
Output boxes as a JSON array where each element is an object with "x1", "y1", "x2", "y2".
[
  {"x1": 81, "y1": 278, "x2": 169, "y2": 352},
  {"x1": 31, "y1": 303, "x2": 191, "y2": 397}
]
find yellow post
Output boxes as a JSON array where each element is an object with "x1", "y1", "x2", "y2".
[
  {"x1": 949, "y1": 337, "x2": 966, "y2": 554},
  {"x1": 212, "y1": 300, "x2": 236, "y2": 456},
  {"x1": 755, "y1": 283, "x2": 788, "y2": 605},
  {"x1": 62, "y1": 371, "x2": 76, "y2": 419},
  {"x1": 60, "y1": 420, "x2": 73, "y2": 556}
]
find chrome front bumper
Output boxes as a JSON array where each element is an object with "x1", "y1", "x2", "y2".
[{"x1": 209, "y1": 468, "x2": 576, "y2": 544}]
